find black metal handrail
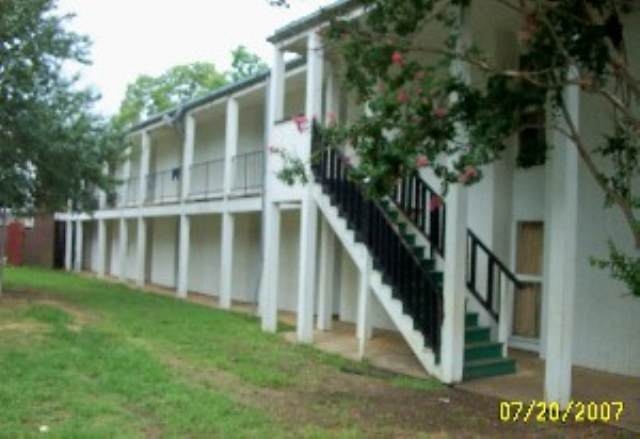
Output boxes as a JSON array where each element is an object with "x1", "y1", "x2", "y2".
[
  {"x1": 190, "y1": 158, "x2": 224, "y2": 197},
  {"x1": 146, "y1": 167, "x2": 182, "y2": 203},
  {"x1": 391, "y1": 174, "x2": 446, "y2": 258},
  {"x1": 312, "y1": 146, "x2": 443, "y2": 357},
  {"x1": 466, "y1": 229, "x2": 523, "y2": 322},
  {"x1": 232, "y1": 150, "x2": 264, "y2": 193}
]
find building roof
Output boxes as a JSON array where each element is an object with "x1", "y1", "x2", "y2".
[
  {"x1": 267, "y1": 0, "x2": 360, "y2": 44},
  {"x1": 127, "y1": 57, "x2": 307, "y2": 134}
]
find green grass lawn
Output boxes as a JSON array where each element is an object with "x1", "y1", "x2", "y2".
[{"x1": 0, "y1": 267, "x2": 626, "y2": 438}]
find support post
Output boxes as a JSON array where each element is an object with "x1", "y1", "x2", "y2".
[
  {"x1": 268, "y1": 48, "x2": 285, "y2": 124},
  {"x1": 543, "y1": 71, "x2": 580, "y2": 408},
  {"x1": 177, "y1": 214, "x2": 190, "y2": 298},
  {"x1": 356, "y1": 253, "x2": 372, "y2": 359},
  {"x1": 118, "y1": 218, "x2": 128, "y2": 281},
  {"x1": 316, "y1": 217, "x2": 336, "y2": 331},
  {"x1": 135, "y1": 217, "x2": 147, "y2": 288},
  {"x1": 73, "y1": 220, "x2": 83, "y2": 272},
  {"x1": 224, "y1": 98, "x2": 239, "y2": 195},
  {"x1": 296, "y1": 189, "x2": 318, "y2": 343},
  {"x1": 181, "y1": 115, "x2": 196, "y2": 200},
  {"x1": 261, "y1": 202, "x2": 280, "y2": 332},
  {"x1": 96, "y1": 219, "x2": 107, "y2": 277},
  {"x1": 219, "y1": 212, "x2": 235, "y2": 308},
  {"x1": 305, "y1": 31, "x2": 324, "y2": 122},
  {"x1": 139, "y1": 131, "x2": 151, "y2": 204}
]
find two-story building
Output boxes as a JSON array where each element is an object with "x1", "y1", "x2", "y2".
[{"x1": 57, "y1": 0, "x2": 640, "y2": 414}]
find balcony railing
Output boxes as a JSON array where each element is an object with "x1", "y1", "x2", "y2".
[
  {"x1": 189, "y1": 158, "x2": 224, "y2": 199},
  {"x1": 125, "y1": 176, "x2": 140, "y2": 206},
  {"x1": 146, "y1": 167, "x2": 182, "y2": 204},
  {"x1": 231, "y1": 150, "x2": 264, "y2": 194}
]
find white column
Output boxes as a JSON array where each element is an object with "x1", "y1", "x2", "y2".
[
  {"x1": 99, "y1": 163, "x2": 108, "y2": 209},
  {"x1": 224, "y1": 98, "x2": 239, "y2": 195},
  {"x1": 96, "y1": 219, "x2": 107, "y2": 277},
  {"x1": 135, "y1": 217, "x2": 147, "y2": 288},
  {"x1": 316, "y1": 217, "x2": 336, "y2": 331},
  {"x1": 325, "y1": 62, "x2": 340, "y2": 122},
  {"x1": 121, "y1": 150, "x2": 132, "y2": 207},
  {"x1": 268, "y1": 47, "x2": 285, "y2": 124},
  {"x1": 305, "y1": 31, "x2": 324, "y2": 123},
  {"x1": 64, "y1": 218, "x2": 73, "y2": 271},
  {"x1": 543, "y1": 74, "x2": 580, "y2": 408},
  {"x1": 73, "y1": 220, "x2": 83, "y2": 272},
  {"x1": 139, "y1": 131, "x2": 151, "y2": 204},
  {"x1": 219, "y1": 212, "x2": 235, "y2": 309},
  {"x1": 118, "y1": 218, "x2": 128, "y2": 281},
  {"x1": 440, "y1": 183, "x2": 468, "y2": 383},
  {"x1": 356, "y1": 253, "x2": 373, "y2": 359},
  {"x1": 181, "y1": 115, "x2": 196, "y2": 200},
  {"x1": 261, "y1": 202, "x2": 281, "y2": 332},
  {"x1": 177, "y1": 214, "x2": 190, "y2": 298},
  {"x1": 296, "y1": 190, "x2": 318, "y2": 343}
]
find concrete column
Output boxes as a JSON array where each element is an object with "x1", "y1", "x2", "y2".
[
  {"x1": 139, "y1": 131, "x2": 151, "y2": 204},
  {"x1": 177, "y1": 214, "x2": 190, "y2": 298},
  {"x1": 296, "y1": 190, "x2": 319, "y2": 343},
  {"x1": 135, "y1": 217, "x2": 147, "y2": 288},
  {"x1": 96, "y1": 219, "x2": 107, "y2": 277},
  {"x1": 64, "y1": 218, "x2": 73, "y2": 271},
  {"x1": 224, "y1": 99, "x2": 239, "y2": 195},
  {"x1": 121, "y1": 150, "x2": 132, "y2": 207},
  {"x1": 305, "y1": 31, "x2": 324, "y2": 125},
  {"x1": 99, "y1": 163, "x2": 108, "y2": 209},
  {"x1": 219, "y1": 212, "x2": 235, "y2": 309},
  {"x1": 325, "y1": 63, "x2": 340, "y2": 122},
  {"x1": 440, "y1": 183, "x2": 468, "y2": 383},
  {"x1": 73, "y1": 220, "x2": 83, "y2": 272},
  {"x1": 181, "y1": 115, "x2": 196, "y2": 200},
  {"x1": 316, "y1": 217, "x2": 336, "y2": 331},
  {"x1": 268, "y1": 47, "x2": 285, "y2": 124},
  {"x1": 356, "y1": 253, "x2": 373, "y2": 359},
  {"x1": 543, "y1": 73, "x2": 580, "y2": 407},
  {"x1": 118, "y1": 218, "x2": 128, "y2": 281},
  {"x1": 261, "y1": 202, "x2": 281, "y2": 332}
]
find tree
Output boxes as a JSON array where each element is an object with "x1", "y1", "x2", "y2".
[
  {"x1": 227, "y1": 45, "x2": 269, "y2": 82},
  {"x1": 277, "y1": 0, "x2": 640, "y2": 295},
  {"x1": 0, "y1": 0, "x2": 123, "y2": 293},
  {"x1": 113, "y1": 62, "x2": 228, "y2": 129}
]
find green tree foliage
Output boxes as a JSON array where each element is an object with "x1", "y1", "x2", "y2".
[
  {"x1": 228, "y1": 45, "x2": 269, "y2": 82},
  {"x1": 0, "y1": 0, "x2": 122, "y2": 212},
  {"x1": 113, "y1": 47, "x2": 267, "y2": 129}
]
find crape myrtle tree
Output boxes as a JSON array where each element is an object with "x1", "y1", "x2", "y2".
[
  {"x1": 0, "y1": 0, "x2": 124, "y2": 293},
  {"x1": 271, "y1": 0, "x2": 640, "y2": 296}
]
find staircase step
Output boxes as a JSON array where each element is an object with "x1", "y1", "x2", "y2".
[
  {"x1": 397, "y1": 223, "x2": 407, "y2": 234},
  {"x1": 421, "y1": 259, "x2": 435, "y2": 271},
  {"x1": 403, "y1": 233, "x2": 416, "y2": 245},
  {"x1": 463, "y1": 357, "x2": 516, "y2": 381},
  {"x1": 465, "y1": 312, "x2": 479, "y2": 328},
  {"x1": 464, "y1": 341, "x2": 503, "y2": 362},
  {"x1": 465, "y1": 326, "x2": 490, "y2": 343},
  {"x1": 413, "y1": 246, "x2": 425, "y2": 259}
]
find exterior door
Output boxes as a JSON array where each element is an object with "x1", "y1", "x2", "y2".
[{"x1": 511, "y1": 221, "x2": 544, "y2": 349}]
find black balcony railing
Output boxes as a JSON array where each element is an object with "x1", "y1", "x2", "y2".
[
  {"x1": 146, "y1": 167, "x2": 182, "y2": 203},
  {"x1": 232, "y1": 150, "x2": 264, "y2": 194},
  {"x1": 190, "y1": 158, "x2": 224, "y2": 198}
]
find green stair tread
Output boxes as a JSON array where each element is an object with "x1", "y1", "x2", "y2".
[
  {"x1": 464, "y1": 340, "x2": 501, "y2": 349},
  {"x1": 464, "y1": 357, "x2": 515, "y2": 370}
]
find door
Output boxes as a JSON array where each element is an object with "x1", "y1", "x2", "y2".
[{"x1": 510, "y1": 221, "x2": 544, "y2": 350}]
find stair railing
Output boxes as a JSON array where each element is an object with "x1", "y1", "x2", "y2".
[
  {"x1": 312, "y1": 145, "x2": 444, "y2": 357},
  {"x1": 466, "y1": 229, "x2": 523, "y2": 326}
]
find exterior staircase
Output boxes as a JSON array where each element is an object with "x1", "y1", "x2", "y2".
[{"x1": 311, "y1": 128, "x2": 517, "y2": 381}]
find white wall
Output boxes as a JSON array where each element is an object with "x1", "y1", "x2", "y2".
[
  {"x1": 151, "y1": 129, "x2": 182, "y2": 172},
  {"x1": 107, "y1": 220, "x2": 119, "y2": 277},
  {"x1": 193, "y1": 112, "x2": 226, "y2": 164},
  {"x1": 125, "y1": 220, "x2": 137, "y2": 281},
  {"x1": 278, "y1": 210, "x2": 300, "y2": 311},
  {"x1": 149, "y1": 216, "x2": 178, "y2": 288},
  {"x1": 238, "y1": 102, "x2": 265, "y2": 154},
  {"x1": 188, "y1": 214, "x2": 221, "y2": 296},
  {"x1": 82, "y1": 221, "x2": 97, "y2": 271},
  {"x1": 231, "y1": 213, "x2": 262, "y2": 302}
]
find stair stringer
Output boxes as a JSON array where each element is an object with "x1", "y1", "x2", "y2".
[{"x1": 312, "y1": 184, "x2": 445, "y2": 381}]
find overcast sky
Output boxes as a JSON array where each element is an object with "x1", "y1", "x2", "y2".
[{"x1": 57, "y1": 0, "x2": 333, "y2": 116}]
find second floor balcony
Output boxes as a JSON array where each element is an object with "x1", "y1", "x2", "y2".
[
  {"x1": 146, "y1": 168, "x2": 182, "y2": 204},
  {"x1": 189, "y1": 157, "x2": 225, "y2": 199},
  {"x1": 231, "y1": 150, "x2": 264, "y2": 196}
]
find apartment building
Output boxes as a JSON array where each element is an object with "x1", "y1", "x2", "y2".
[{"x1": 57, "y1": 0, "x2": 640, "y2": 408}]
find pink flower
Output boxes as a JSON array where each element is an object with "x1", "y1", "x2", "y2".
[
  {"x1": 429, "y1": 195, "x2": 443, "y2": 212},
  {"x1": 458, "y1": 165, "x2": 478, "y2": 184},
  {"x1": 415, "y1": 154, "x2": 429, "y2": 168},
  {"x1": 433, "y1": 106, "x2": 448, "y2": 119},
  {"x1": 391, "y1": 51, "x2": 404, "y2": 66},
  {"x1": 292, "y1": 114, "x2": 309, "y2": 133},
  {"x1": 397, "y1": 90, "x2": 409, "y2": 104}
]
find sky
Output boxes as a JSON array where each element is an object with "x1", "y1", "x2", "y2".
[{"x1": 57, "y1": 0, "x2": 334, "y2": 116}]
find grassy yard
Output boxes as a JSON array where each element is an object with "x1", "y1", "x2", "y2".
[{"x1": 0, "y1": 267, "x2": 627, "y2": 438}]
